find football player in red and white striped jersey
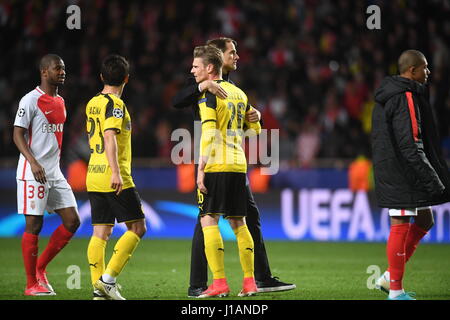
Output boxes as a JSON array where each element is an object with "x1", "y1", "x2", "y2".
[{"x1": 13, "y1": 54, "x2": 80, "y2": 296}]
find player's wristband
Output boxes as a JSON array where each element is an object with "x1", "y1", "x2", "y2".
[{"x1": 198, "y1": 83, "x2": 203, "y2": 92}]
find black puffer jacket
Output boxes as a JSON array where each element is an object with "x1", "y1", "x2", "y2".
[{"x1": 371, "y1": 75, "x2": 450, "y2": 208}]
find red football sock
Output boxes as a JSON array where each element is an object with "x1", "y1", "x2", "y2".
[
  {"x1": 22, "y1": 232, "x2": 39, "y2": 288},
  {"x1": 37, "y1": 224, "x2": 74, "y2": 273},
  {"x1": 405, "y1": 223, "x2": 428, "y2": 263},
  {"x1": 386, "y1": 223, "x2": 410, "y2": 290}
]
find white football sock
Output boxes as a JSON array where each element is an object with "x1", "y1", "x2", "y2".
[
  {"x1": 102, "y1": 273, "x2": 116, "y2": 284},
  {"x1": 389, "y1": 289, "x2": 404, "y2": 299}
]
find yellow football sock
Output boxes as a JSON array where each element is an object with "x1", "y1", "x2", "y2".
[
  {"x1": 203, "y1": 225, "x2": 225, "y2": 279},
  {"x1": 234, "y1": 225, "x2": 254, "y2": 278},
  {"x1": 87, "y1": 236, "x2": 107, "y2": 286},
  {"x1": 104, "y1": 231, "x2": 140, "y2": 278}
]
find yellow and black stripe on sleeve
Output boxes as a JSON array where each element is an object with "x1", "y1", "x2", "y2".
[
  {"x1": 104, "y1": 94, "x2": 123, "y2": 133},
  {"x1": 199, "y1": 92, "x2": 217, "y2": 157}
]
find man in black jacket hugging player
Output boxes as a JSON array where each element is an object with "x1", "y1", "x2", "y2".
[{"x1": 172, "y1": 37, "x2": 295, "y2": 297}]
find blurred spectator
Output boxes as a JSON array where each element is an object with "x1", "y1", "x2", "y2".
[
  {"x1": 296, "y1": 109, "x2": 320, "y2": 168},
  {"x1": 343, "y1": 74, "x2": 369, "y2": 121},
  {"x1": 348, "y1": 155, "x2": 373, "y2": 192}
]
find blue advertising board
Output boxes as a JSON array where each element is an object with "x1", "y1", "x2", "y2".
[{"x1": 1, "y1": 189, "x2": 449, "y2": 243}]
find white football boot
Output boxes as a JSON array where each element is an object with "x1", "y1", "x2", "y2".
[
  {"x1": 94, "y1": 277, "x2": 126, "y2": 300},
  {"x1": 375, "y1": 271, "x2": 390, "y2": 294}
]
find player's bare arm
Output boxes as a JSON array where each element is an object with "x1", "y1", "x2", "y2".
[
  {"x1": 245, "y1": 107, "x2": 261, "y2": 123},
  {"x1": 199, "y1": 80, "x2": 228, "y2": 99},
  {"x1": 197, "y1": 155, "x2": 208, "y2": 194},
  {"x1": 13, "y1": 126, "x2": 47, "y2": 184},
  {"x1": 104, "y1": 129, "x2": 123, "y2": 195},
  {"x1": 198, "y1": 121, "x2": 216, "y2": 195}
]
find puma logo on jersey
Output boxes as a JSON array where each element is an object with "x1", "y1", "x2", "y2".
[{"x1": 42, "y1": 123, "x2": 64, "y2": 133}]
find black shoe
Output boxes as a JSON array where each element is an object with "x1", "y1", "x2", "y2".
[
  {"x1": 256, "y1": 276, "x2": 296, "y2": 293},
  {"x1": 188, "y1": 286, "x2": 208, "y2": 298}
]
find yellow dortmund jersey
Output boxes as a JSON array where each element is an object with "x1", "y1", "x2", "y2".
[
  {"x1": 198, "y1": 80, "x2": 261, "y2": 173},
  {"x1": 85, "y1": 93, "x2": 135, "y2": 192}
]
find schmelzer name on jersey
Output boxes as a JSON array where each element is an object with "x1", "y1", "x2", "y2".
[
  {"x1": 88, "y1": 164, "x2": 106, "y2": 173},
  {"x1": 42, "y1": 123, "x2": 64, "y2": 133}
]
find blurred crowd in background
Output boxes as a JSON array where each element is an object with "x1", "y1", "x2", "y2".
[{"x1": 1, "y1": 0, "x2": 449, "y2": 170}]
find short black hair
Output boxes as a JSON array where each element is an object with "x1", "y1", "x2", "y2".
[
  {"x1": 40, "y1": 54, "x2": 63, "y2": 71},
  {"x1": 101, "y1": 54, "x2": 129, "y2": 86},
  {"x1": 398, "y1": 50, "x2": 426, "y2": 74}
]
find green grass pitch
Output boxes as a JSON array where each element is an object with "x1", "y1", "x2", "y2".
[{"x1": 0, "y1": 238, "x2": 449, "y2": 300}]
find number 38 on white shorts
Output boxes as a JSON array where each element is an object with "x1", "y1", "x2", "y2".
[{"x1": 17, "y1": 179, "x2": 77, "y2": 215}]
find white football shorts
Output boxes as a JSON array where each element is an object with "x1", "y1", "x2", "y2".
[
  {"x1": 388, "y1": 206, "x2": 432, "y2": 217},
  {"x1": 17, "y1": 179, "x2": 77, "y2": 216}
]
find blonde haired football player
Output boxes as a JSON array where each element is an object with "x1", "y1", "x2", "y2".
[
  {"x1": 191, "y1": 45, "x2": 261, "y2": 297},
  {"x1": 174, "y1": 37, "x2": 296, "y2": 297}
]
